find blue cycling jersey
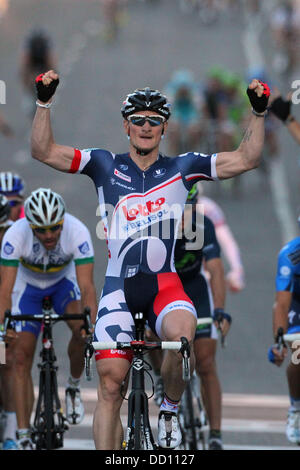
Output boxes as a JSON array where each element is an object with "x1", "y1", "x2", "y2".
[
  {"x1": 276, "y1": 237, "x2": 300, "y2": 332},
  {"x1": 276, "y1": 237, "x2": 300, "y2": 296},
  {"x1": 71, "y1": 148, "x2": 218, "y2": 278}
]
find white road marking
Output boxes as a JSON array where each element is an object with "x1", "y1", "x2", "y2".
[
  {"x1": 40, "y1": 387, "x2": 290, "y2": 407},
  {"x1": 70, "y1": 413, "x2": 287, "y2": 434},
  {"x1": 61, "y1": 438, "x2": 298, "y2": 451},
  {"x1": 241, "y1": 4, "x2": 298, "y2": 245}
]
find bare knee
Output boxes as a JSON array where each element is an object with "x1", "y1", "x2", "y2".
[
  {"x1": 161, "y1": 311, "x2": 196, "y2": 344},
  {"x1": 97, "y1": 360, "x2": 129, "y2": 406}
]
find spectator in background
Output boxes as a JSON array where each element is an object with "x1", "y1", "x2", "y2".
[{"x1": 20, "y1": 29, "x2": 56, "y2": 117}]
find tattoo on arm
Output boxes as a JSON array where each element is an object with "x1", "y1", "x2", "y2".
[{"x1": 242, "y1": 129, "x2": 253, "y2": 143}]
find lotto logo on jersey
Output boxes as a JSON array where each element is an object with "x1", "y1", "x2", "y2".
[{"x1": 121, "y1": 197, "x2": 166, "y2": 221}]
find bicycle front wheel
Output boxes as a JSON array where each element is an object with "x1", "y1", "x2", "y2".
[
  {"x1": 183, "y1": 384, "x2": 198, "y2": 450},
  {"x1": 133, "y1": 392, "x2": 142, "y2": 449},
  {"x1": 44, "y1": 363, "x2": 55, "y2": 450}
]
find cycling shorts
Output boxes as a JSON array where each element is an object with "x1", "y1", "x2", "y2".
[
  {"x1": 11, "y1": 275, "x2": 81, "y2": 338},
  {"x1": 94, "y1": 271, "x2": 197, "y2": 362},
  {"x1": 181, "y1": 274, "x2": 218, "y2": 340}
]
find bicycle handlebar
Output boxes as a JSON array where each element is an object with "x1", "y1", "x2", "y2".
[
  {"x1": 284, "y1": 333, "x2": 300, "y2": 342},
  {"x1": 92, "y1": 340, "x2": 182, "y2": 351},
  {"x1": 92, "y1": 336, "x2": 191, "y2": 382},
  {"x1": 276, "y1": 327, "x2": 286, "y2": 352},
  {"x1": 4, "y1": 309, "x2": 90, "y2": 324},
  {"x1": 197, "y1": 317, "x2": 213, "y2": 325}
]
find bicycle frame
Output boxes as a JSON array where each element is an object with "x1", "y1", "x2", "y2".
[
  {"x1": 125, "y1": 314, "x2": 156, "y2": 450},
  {"x1": 4, "y1": 298, "x2": 91, "y2": 450},
  {"x1": 179, "y1": 316, "x2": 221, "y2": 450},
  {"x1": 93, "y1": 312, "x2": 189, "y2": 450},
  {"x1": 179, "y1": 372, "x2": 208, "y2": 450}
]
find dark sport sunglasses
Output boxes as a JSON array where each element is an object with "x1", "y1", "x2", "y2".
[
  {"x1": 127, "y1": 114, "x2": 166, "y2": 127},
  {"x1": 31, "y1": 220, "x2": 63, "y2": 234},
  {"x1": 9, "y1": 200, "x2": 22, "y2": 207}
]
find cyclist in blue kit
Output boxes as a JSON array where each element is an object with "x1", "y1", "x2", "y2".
[
  {"x1": 269, "y1": 217, "x2": 300, "y2": 444},
  {"x1": 31, "y1": 69, "x2": 269, "y2": 449}
]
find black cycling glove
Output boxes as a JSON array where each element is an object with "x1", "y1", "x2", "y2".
[
  {"x1": 269, "y1": 96, "x2": 291, "y2": 122},
  {"x1": 213, "y1": 308, "x2": 232, "y2": 325},
  {"x1": 246, "y1": 80, "x2": 270, "y2": 113},
  {"x1": 35, "y1": 73, "x2": 59, "y2": 103}
]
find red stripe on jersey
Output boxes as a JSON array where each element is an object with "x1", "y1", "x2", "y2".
[
  {"x1": 153, "y1": 272, "x2": 194, "y2": 317},
  {"x1": 186, "y1": 174, "x2": 213, "y2": 181},
  {"x1": 69, "y1": 148, "x2": 82, "y2": 173},
  {"x1": 113, "y1": 174, "x2": 182, "y2": 216},
  {"x1": 94, "y1": 349, "x2": 133, "y2": 362}
]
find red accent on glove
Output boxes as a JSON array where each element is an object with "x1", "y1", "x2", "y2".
[
  {"x1": 259, "y1": 80, "x2": 271, "y2": 98},
  {"x1": 35, "y1": 73, "x2": 45, "y2": 83}
]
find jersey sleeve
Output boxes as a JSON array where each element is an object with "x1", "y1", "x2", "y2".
[
  {"x1": 0, "y1": 224, "x2": 22, "y2": 267},
  {"x1": 71, "y1": 222, "x2": 95, "y2": 266},
  {"x1": 68, "y1": 148, "x2": 115, "y2": 187},
  {"x1": 202, "y1": 215, "x2": 221, "y2": 261},
  {"x1": 176, "y1": 152, "x2": 218, "y2": 190},
  {"x1": 275, "y1": 246, "x2": 295, "y2": 292},
  {"x1": 200, "y1": 196, "x2": 225, "y2": 228}
]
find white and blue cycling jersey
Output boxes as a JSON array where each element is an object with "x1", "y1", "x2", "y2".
[
  {"x1": 276, "y1": 237, "x2": 300, "y2": 334},
  {"x1": 0, "y1": 213, "x2": 94, "y2": 337}
]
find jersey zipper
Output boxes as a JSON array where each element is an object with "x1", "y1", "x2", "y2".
[{"x1": 139, "y1": 172, "x2": 146, "y2": 268}]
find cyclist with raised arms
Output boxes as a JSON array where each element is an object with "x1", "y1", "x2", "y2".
[
  {"x1": 268, "y1": 215, "x2": 300, "y2": 444},
  {"x1": 30, "y1": 70, "x2": 269, "y2": 449},
  {"x1": 0, "y1": 188, "x2": 97, "y2": 449}
]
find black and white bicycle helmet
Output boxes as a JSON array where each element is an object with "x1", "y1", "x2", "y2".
[
  {"x1": 121, "y1": 87, "x2": 171, "y2": 120},
  {"x1": 0, "y1": 195, "x2": 11, "y2": 227},
  {"x1": 24, "y1": 188, "x2": 65, "y2": 227},
  {"x1": 0, "y1": 172, "x2": 25, "y2": 197}
]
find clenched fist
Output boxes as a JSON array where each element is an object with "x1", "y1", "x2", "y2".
[{"x1": 35, "y1": 70, "x2": 59, "y2": 103}]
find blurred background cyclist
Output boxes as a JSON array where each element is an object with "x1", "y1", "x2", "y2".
[
  {"x1": 164, "y1": 69, "x2": 203, "y2": 155},
  {"x1": 270, "y1": 0, "x2": 300, "y2": 77},
  {"x1": 0, "y1": 195, "x2": 17, "y2": 450},
  {"x1": 0, "y1": 172, "x2": 25, "y2": 221},
  {"x1": 196, "y1": 182, "x2": 245, "y2": 293}
]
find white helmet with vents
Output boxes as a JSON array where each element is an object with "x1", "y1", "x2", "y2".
[{"x1": 24, "y1": 188, "x2": 65, "y2": 227}]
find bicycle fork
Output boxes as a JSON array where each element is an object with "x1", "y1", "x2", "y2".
[{"x1": 124, "y1": 356, "x2": 156, "y2": 450}]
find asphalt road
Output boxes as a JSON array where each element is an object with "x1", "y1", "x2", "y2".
[{"x1": 1, "y1": 0, "x2": 300, "y2": 450}]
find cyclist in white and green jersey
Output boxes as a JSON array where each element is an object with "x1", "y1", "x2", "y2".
[{"x1": 0, "y1": 188, "x2": 97, "y2": 450}]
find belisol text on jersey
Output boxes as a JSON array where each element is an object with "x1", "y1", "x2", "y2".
[{"x1": 95, "y1": 202, "x2": 204, "y2": 249}]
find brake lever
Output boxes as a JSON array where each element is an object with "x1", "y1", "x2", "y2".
[
  {"x1": 84, "y1": 336, "x2": 94, "y2": 381},
  {"x1": 180, "y1": 337, "x2": 190, "y2": 382}
]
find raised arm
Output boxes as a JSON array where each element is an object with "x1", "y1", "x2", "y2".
[
  {"x1": 31, "y1": 70, "x2": 75, "y2": 172},
  {"x1": 269, "y1": 95, "x2": 300, "y2": 145},
  {"x1": 215, "y1": 79, "x2": 270, "y2": 179}
]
